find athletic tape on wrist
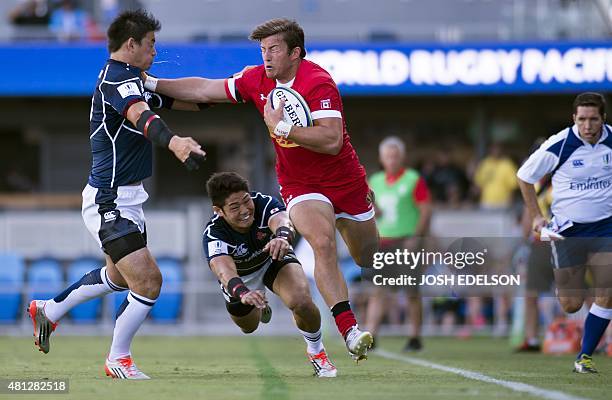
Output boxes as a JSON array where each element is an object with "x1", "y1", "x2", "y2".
[
  {"x1": 144, "y1": 75, "x2": 158, "y2": 92},
  {"x1": 273, "y1": 120, "x2": 292, "y2": 138}
]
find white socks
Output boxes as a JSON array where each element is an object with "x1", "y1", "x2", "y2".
[
  {"x1": 44, "y1": 267, "x2": 126, "y2": 323},
  {"x1": 300, "y1": 328, "x2": 324, "y2": 354},
  {"x1": 108, "y1": 291, "x2": 156, "y2": 360}
]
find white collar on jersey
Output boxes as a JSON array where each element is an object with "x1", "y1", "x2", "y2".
[
  {"x1": 275, "y1": 77, "x2": 295, "y2": 88},
  {"x1": 571, "y1": 123, "x2": 609, "y2": 146}
]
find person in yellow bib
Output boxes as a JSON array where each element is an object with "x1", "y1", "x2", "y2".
[
  {"x1": 474, "y1": 142, "x2": 518, "y2": 209},
  {"x1": 364, "y1": 136, "x2": 432, "y2": 351}
]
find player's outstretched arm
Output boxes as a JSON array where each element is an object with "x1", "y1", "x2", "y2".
[
  {"x1": 210, "y1": 256, "x2": 267, "y2": 309},
  {"x1": 265, "y1": 212, "x2": 295, "y2": 260},
  {"x1": 126, "y1": 101, "x2": 206, "y2": 171},
  {"x1": 263, "y1": 99, "x2": 343, "y2": 155},
  {"x1": 143, "y1": 73, "x2": 230, "y2": 104}
]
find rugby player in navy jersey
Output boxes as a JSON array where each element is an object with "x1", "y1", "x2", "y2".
[
  {"x1": 518, "y1": 92, "x2": 612, "y2": 373},
  {"x1": 28, "y1": 10, "x2": 206, "y2": 379},
  {"x1": 204, "y1": 172, "x2": 337, "y2": 378}
]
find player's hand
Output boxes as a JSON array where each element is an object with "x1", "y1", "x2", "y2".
[
  {"x1": 531, "y1": 215, "x2": 547, "y2": 234},
  {"x1": 168, "y1": 136, "x2": 206, "y2": 171},
  {"x1": 263, "y1": 97, "x2": 284, "y2": 132},
  {"x1": 263, "y1": 237, "x2": 291, "y2": 260},
  {"x1": 240, "y1": 289, "x2": 267, "y2": 309}
]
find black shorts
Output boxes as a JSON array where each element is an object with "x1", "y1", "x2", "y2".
[
  {"x1": 221, "y1": 253, "x2": 300, "y2": 317},
  {"x1": 551, "y1": 216, "x2": 612, "y2": 269}
]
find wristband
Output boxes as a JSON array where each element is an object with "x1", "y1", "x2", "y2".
[
  {"x1": 275, "y1": 226, "x2": 295, "y2": 245},
  {"x1": 227, "y1": 277, "x2": 250, "y2": 299},
  {"x1": 273, "y1": 120, "x2": 292, "y2": 138},
  {"x1": 144, "y1": 75, "x2": 158, "y2": 91}
]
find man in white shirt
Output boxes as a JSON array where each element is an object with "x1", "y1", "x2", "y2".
[{"x1": 517, "y1": 92, "x2": 612, "y2": 374}]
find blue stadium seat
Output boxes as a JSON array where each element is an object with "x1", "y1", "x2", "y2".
[
  {"x1": 27, "y1": 258, "x2": 63, "y2": 304},
  {"x1": 151, "y1": 257, "x2": 183, "y2": 323},
  {"x1": 67, "y1": 258, "x2": 103, "y2": 323},
  {"x1": 0, "y1": 253, "x2": 26, "y2": 323}
]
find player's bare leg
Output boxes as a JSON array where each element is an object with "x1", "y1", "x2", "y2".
[
  {"x1": 364, "y1": 286, "x2": 387, "y2": 348},
  {"x1": 273, "y1": 263, "x2": 337, "y2": 377},
  {"x1": 336, "y1": 217, "x2": 379, "y2": 269},
  {"x1": 405, "y1": 294, "x2": 423, "y2": 351},
  {"x1": 230, "y1": 308, "x2": 262, "y2": 333},
  {"x1": 553, "y1": 265, "x2": 586, "y2": 313},
  {"x1": 273, "y1": 263, "x2": 320, "y2": 331},
  {"x1": 104, "y1": 247, "x2": 162, "y2": 380},
  {"x1": 290, "y1": 200, "x2": 344, "y2": 307},
  {"x1": 104, "y1": 255, "x2": 129, "y2": 288},
  {"x1": 290, "y1": 200, "x2": 372, "y2": 362}
]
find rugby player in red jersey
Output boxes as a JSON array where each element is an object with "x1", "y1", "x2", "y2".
[{"x1": 145, "y1": 18, "x2": 379, "y2": 361}]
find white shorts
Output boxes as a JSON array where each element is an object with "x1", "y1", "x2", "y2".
[
  {"x1": 82, "y1": 183, "x2": 148, "y2": 248},
  {"x1": 286, "y1": 193, "x2": 375, "y2": 222}
]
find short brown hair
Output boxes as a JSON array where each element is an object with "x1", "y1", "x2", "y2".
[
  {"x1": 573, "y1": 92, "x2": 607, "y2": 118},
  {"x1": 250, "y1": 18, "x2": 306, "y2": 58}
]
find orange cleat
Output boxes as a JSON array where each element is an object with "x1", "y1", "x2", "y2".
[{"x1": 28, "y1": 300, "x2": 57, "y2": 354}]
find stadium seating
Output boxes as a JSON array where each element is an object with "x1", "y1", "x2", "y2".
[
  {"x1": 27, "y1": 258, "x2": 63, "y2": 304},
  {"x1": 67, "y1": 257, "x2": 103, "y2": 323},
  {"x1": 150, "y1": 257, "x2": 183, "y2": 323},
  {"x1": 0, "y1": 252, "x2": 25, "y2": 323}
]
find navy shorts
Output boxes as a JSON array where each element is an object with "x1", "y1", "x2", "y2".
[{"x1": 550, "y1": 215, "x2": 612, "y2": 269}]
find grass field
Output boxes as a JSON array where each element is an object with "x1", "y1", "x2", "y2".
[{"x1": 1, "y1": 335, "x2": 610, "y2": 400}]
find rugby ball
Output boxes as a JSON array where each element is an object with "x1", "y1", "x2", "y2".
[{"x1": 268, "y1": 87, "x2": 313, "y2": 128}]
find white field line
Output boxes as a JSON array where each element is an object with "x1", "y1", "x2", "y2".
[{"x1": 375, "y1": 349, "x2": 589, "y2": 400}]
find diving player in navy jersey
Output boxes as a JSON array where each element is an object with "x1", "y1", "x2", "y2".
[
  {"x1": 28, "y1": 10, "x2": 206, "y2": 380},
  {"x1": 204, "y1": 172, "x2": 337, "y2": 378}
]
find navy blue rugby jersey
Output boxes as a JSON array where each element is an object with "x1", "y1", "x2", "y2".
[
  {"x1": 88, "y1": 59, "x2": 168, "y2": 188},
  {"x1": 203, "y1": 192, "x2": 286, "y2": 276}
]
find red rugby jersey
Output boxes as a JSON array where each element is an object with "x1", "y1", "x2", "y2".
[{"x1": 224, "y1": 60, "x2": 366, "y2": 189}]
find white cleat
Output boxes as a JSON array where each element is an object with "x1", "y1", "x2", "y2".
[
  {"x1": 105, "y1": 356, "x2": 150, "y2": 380},
  {"x1": 345, "y1": 326, "x2": 373, "y2": 363},
  {"x1": 308, "y1": 349, "x2": 337, "y2": 378}
]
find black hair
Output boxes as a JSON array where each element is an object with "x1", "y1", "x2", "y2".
[
  {"x1": 107, "y1": 9, "x2": 160, "y2": 52},
  {"x1": 206, "y1": 172, "x2": 250, "y2": 208}
]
